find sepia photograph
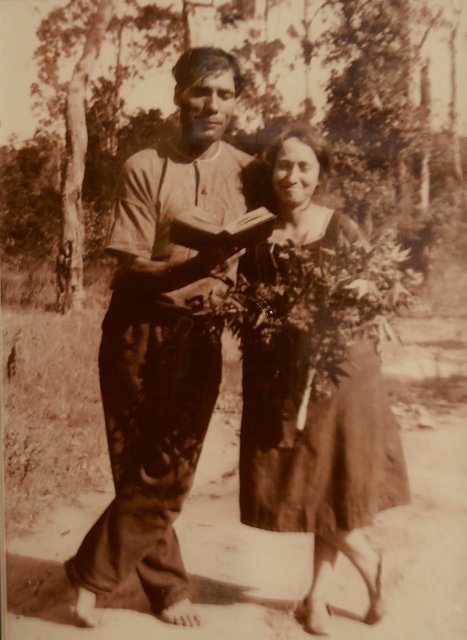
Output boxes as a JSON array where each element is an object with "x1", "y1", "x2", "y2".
[{"x1": 1, "y1": 0, "x2": 466, "y2": 639}]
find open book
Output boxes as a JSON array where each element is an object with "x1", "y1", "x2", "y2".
[{"x1": 170, "y1": 206, "x2": 276, "y2": 251}]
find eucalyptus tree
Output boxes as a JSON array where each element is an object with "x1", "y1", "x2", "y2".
[
  {"x1": 321, "y1": 1, "x2": 445, "y2": 240},
  {"x1": 58, "y1": 0, "x2": 117, "y2": 312},
  {"x1": 444, "y1": 0, "x2": 465, "y2": 182},
  {"x1": 33, "y1": 0, "x2": 183, "y2": 137},
  {"x1": 34, "y1": 0, "x2": 185, "y2": 310}
]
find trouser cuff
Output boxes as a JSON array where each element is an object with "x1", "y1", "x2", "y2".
[{"x1": 64, "y1": 557, "x2": 114, "y2": 595}]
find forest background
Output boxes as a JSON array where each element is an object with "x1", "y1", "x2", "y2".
[{"x1": 1, "y1": 0, "x2": 466, "y2": 541}]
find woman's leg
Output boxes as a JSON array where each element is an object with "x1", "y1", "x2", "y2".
[
  {"x1": 309, "y1": 536, "x2": 338, "y2": 602},
  {"x1": 323, "y1": 530, "x2": 381, "y2": 602},
  {"x1": 313, "y1": 529, "x2": 384, "y2": 622},
  {"x1": 303, "y1": 536, "x2": 338, "y2": 635}
]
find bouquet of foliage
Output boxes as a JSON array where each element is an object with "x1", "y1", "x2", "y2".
[{"x1": 205, "y1": 228, "x2": 421, "y2": 402}]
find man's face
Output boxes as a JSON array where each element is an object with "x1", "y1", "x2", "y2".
[{"x1": 176, "y1": 69, "x2": 237, "y2": 147}]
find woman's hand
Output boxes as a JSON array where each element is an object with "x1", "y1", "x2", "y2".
[{"x1": 196, "y1": 245, "x2": 246, "y2": 282}]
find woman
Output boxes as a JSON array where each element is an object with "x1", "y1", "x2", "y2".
[{"x1": 238, "y1": 123, "x2": 410, "y2": 635}]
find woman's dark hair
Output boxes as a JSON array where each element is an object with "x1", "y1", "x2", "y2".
[
  {"x1": 172, "y1": 47, "x2": 246, "y2": 96},
  {"x1": 264, "y1": 121, "x2": 332, "y2": 177},
  {"x1": 242, "y1": 121, "x2": 333, "y2": 212}
]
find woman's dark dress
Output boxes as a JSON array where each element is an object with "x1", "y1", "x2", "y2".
[{"x1": 239, "y1": 211, "x2": 410, "y2": 534}]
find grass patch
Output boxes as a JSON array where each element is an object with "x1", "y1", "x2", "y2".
[
  {"x1": 2, "y1": 305, "x2": 112, "y2": 536},
  {"x1": 1, "y1": 258, "x2": 113, "y2": 311},
  {"x1": 1, "y1": 286, "x2": 243, "y2": 538}
]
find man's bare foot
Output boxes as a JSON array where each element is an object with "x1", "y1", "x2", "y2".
[
  {"x1": 159, "y1": 598, "x2": 201, "y2": 627},
  {"x1": 72, "y1": 587, "x2": 101, "y2": 627}
]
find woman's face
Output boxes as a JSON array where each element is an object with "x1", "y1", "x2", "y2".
[{"x1": 272, "y1": 137, "x2": 320, "y2": 210}]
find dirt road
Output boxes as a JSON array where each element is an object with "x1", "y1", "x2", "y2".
[{"x1": 5, "y1": 316, "x2": 467, "y2": 639}]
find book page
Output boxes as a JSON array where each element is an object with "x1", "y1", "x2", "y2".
[
  {"x1": 172, "y1": 207, "x2": 223, "y2": 234},
  {"x1": 225, "y1": 207, "x2": 274, "y2": 233}
]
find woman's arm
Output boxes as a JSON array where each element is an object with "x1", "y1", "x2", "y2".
[
  {"x1": 334, "y1": 212, "x2": 371, "y2": 251},
  {"x1": 340, "y1": 214, "x2": 371, "y2": 251}
]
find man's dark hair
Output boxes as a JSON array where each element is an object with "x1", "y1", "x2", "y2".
[{"x1": 172, "y1": 47, "x2": 246, "y2": 96}]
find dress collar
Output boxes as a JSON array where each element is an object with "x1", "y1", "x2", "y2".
[{"x1": 270, "y1": 207, "x2": 334, "y2": 247}]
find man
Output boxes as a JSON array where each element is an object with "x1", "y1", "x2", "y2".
[{"x1": 65, "y1": 47, "x2": 252, "y2": 628}]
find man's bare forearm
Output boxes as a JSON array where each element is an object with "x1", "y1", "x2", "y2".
[{"x1": 112, "y1": 255, "x2": 209, "y2": 294}]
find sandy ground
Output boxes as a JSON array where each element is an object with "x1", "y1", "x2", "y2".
[{"x1": 4, "y1": 315, "x2": 467, "y2": 640}]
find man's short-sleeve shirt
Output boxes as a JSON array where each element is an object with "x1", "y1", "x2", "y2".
[{"x1": 107, "y1": 138, "x2": 252, "y2": 307}]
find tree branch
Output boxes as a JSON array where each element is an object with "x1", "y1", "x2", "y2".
[
  {"x1": 416, "y1": 8, "x2": 444, "y2": 52},
  {"x1": 303, "y1": 0, "x2": 331, "y2": 30}
]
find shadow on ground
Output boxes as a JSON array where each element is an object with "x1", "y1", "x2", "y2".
[{"x1": 6, "y1": 553, "x2": 303, "y2": 627}]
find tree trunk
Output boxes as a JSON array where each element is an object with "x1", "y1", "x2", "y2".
[
  {"x1": 397, "y1": 152, "x2": 413, "y2": 217},
  {"x1": 419, "y1": 145, "x2": 430, "y2": 214},
  {"x1": 182, "y1": 0, "x2": 216, "y2": 48},
  {"x1": 419, "y1": 59, "x2": 431, "y2": 212},
  {"x1": 57, "y1": 0, "x2": 116, "y2": 313},
  {"x1": 410, "y1": 8, "x2": 443, "y2": 213},
  {"x1": 301, "y1": 0, "x2": 326, "y2": 119},
  {"x1": 110, "y1": 20, "x2": 125, "y2": 155},
  {"x1": 396, "y1": 0, "x2": 420, "y2": 214},
  {"x1": 260, "y1": 0, "x2": 274, "y2": 124},
  {"x1": 448, "y1": 19, "x2": 463, "y2": 181},
  {"x1": 303, "y1": 0, "x2": 312, "y2": 106}
]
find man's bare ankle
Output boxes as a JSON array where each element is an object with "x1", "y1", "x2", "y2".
[{"x1": 72, "y1": 587, "x2": 100, "y2": 627}]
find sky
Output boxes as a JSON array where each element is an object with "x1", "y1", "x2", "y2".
[{"x1": 0, "y1": 0, "x2": 466, "y2": 146}]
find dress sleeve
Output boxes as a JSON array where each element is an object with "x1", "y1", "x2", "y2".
[{"x1": 106, "y1": 153, "x2": 159, "y2": 259}]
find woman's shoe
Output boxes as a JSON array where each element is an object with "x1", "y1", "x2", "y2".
[
  {"x1": 364, "y1": 554, "x2": 385, "y2": 625},
  {"x1": 303, "y1": 598, "x2": 332, "y2": 636}
]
